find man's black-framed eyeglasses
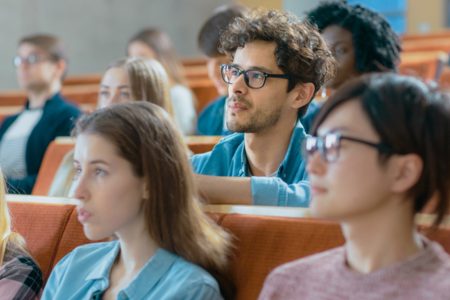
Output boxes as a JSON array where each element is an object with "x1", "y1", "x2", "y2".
[
  {"x1": 302, "y1": 132, "x2": 392, "y2": 163},
  {"x1": 221, "y1": 64, "x2": 290, "y2": 89},
  {"x1": 13, "y1": 53, "x2": 51, "y2": 67}
]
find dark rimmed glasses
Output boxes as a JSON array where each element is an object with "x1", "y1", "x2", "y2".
[
  {"x1": 13, "y1": 53, "x2": 51, "y2": 67},
  {"x1": 302, "y1": 132, "x2": 392, "y2": 163},
  {"x1": 221, "y1": 64, "x2": 290, "y2": 89}
]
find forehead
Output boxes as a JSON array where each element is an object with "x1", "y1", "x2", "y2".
[
  {"x1": 17, "y1": 43, "x2": 47, "y2": 56},
  {"x1": 101, "y1": 67, "x2": 130, "y2": 86},
  {"x1": 74, "y1": 133, "x2": 118, "y2": 162},
  {"x1": 232, "y1": 41, "x2": 280, "y2": 71},
  {"x1": 321, "y1": 25, "x2": 353, "y2": 46},
  {"x1": 318, "y1": 100, "x2": 378, "y2": 139}
]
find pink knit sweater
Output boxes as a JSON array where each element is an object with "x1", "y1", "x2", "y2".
[{"x1": 259, "y1": 239, "x2": 450, "y2": 300}]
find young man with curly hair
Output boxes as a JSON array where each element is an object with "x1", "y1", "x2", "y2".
[{"x1": 192, "y1": 9, "x2": 335, "y2": 207}]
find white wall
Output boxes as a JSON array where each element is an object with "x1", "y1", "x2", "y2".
[
  {"x1": 283, "y1": 0, "x2": 321, "y2": 18},
  {"x1": 0, "y1": 0, "x2": 229, "y2": 90}
]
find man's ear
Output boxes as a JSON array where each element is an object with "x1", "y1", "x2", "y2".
[
  {"x1": 54, "y1": 59, "x2": 67, "y2": 81},
  {"x1": 288, "y1": 82, "x2": 315, "y2": 109},
  {"x1": 389, "y1": 153, "x2": 423, "y2": 194}
]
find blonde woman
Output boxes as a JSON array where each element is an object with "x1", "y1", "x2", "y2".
[
  {"x1": 49, "y1": 57, "x2": 174, "y2": 197},
  {"x1": 0, "y1": 170, "x2": 43, "y2": 298},
  {"x1": 128, "y1": 28, "x2": 197, "y2": 135},
  {"x1": 43, "y1": 102, "x2": 233, "y2": 299}
]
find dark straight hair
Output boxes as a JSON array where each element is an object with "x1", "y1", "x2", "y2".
[{"x1": 312, "y1": 73, "x2": 450, "y2": 225}]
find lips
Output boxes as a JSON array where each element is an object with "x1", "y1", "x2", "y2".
[
  {"x1": 311, "y1": 185, "x2": 328, "y2": 196},
  {"x1": 77, "y1": 207, "x2": 92, "y2": 223}
]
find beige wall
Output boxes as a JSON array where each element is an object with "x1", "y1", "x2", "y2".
[
  {"x1": 407, "y1": 0, "x2": 446, "y2": 33},
  {"x1": 238, "y1": 0, "x2": 282, "y2": 9}
]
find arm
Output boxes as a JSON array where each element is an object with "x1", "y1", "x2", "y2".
[
  {"x1": 196, "y1": 174, "x2": 252, "y2": 205},
  {"x1": 195, "y1": 175, "x2": 310, "y2": 207},
  {"x1": 0, "y1": 257, "x2": 43, "y2": 300}
]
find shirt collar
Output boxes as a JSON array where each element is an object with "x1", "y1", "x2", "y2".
[
  {"x1": 85, "y1": 241, "x2": 120, "y2": 281},
  {"x1": 24, "y1": 92, "x2": 62, "y2": 110},
  {"x1": 121, "y1": 248, "x2": 178, "y2": 298},
  {"x1": 239, "y1": 118, "x2": 307, "y2": 179}
]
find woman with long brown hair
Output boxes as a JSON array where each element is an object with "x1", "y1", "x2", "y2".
[{"x1": 43, "y1": 102, "x2": 233, "y2": 299}]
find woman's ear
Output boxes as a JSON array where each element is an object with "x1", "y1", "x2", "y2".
[
  {"x1": 390, "y1": 154, "x2": 423, "y2": 194},
  {"x1": 289, "y1": 82, "x2": 315, "y2": 110},
  {"x1": 142, "y1": 182, "x2": 150, "y2": 200}
]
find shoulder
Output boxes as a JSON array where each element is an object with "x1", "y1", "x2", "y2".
[
  {"x1": 267, "y1": 246, "x2": 344, "y2": 284},
  {"x1": 54, "y1": 241, "x2": 116, "y2": 271},
  {"x1": 199, "y1": 96, "x2": 226, "y2": 116},
  {"x1": 164, "y1": 254, "x2": 222, "y2": 297},
  {"x1": 191, "y1": 133, "x2": 244, "y2": 170},
  {"x1": 46, "y1": 95, "x2": 82, "y2": 117},
  {"x1": 0, "y1": 246, "x2": 43, "y2": 296}
]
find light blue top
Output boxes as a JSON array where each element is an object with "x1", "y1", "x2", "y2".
[
  {"x1": 191, "y1": 118, "x2": 310, "y2": 207},
  {"x1": 42, "y1": 241, "x2": 223, "y2": 300}
]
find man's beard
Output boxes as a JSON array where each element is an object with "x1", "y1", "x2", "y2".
[{"x1": 226, "y1": 95, "x2": 282, "y2": 133}]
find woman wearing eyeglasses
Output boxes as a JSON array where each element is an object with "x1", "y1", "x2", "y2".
[{"x1": 259, "y1": 73, "x2": 450, "y2": 299}]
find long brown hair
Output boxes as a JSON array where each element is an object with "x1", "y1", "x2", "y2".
[
  {"x1": 102, "y1": 57, "x2": 174, "y2": 115},
  {"x1": 74, "y1": 102, "x2": 234, "y2": 298},
  {"x1": 128, "y1": 28, "x2": 187, "y2": 86}
]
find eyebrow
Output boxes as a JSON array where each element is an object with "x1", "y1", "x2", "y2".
[
  {"x1": 230, "y1": 63, "x2": 274, "y2": 73},
  {"x1": 100, "y1": 84, "x2": 130, "y2": 89},
  {"x1": 73, "y1": 159, "x2": 110, "y2": 166},
  {"x1": 318, "y1": 126, "x2": 352, "y2": 136}
]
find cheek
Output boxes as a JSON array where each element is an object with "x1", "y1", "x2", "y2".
[
  {"x1": 312, "y1": 157, "x2": 388, "y2": 220},
  {"x1": 85, "y1": 178, "x2": 144, "y2": 239}
]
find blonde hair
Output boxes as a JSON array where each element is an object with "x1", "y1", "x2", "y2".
[
  {"x1": 0, "y1": 171, "x2": 26, "y2": 265},
  {"x1": 103, "y1": 57, "x2": 174, "y2": 116},
  {"x1": 75, "y1": 102, "x2": 234, "y2": 298}
]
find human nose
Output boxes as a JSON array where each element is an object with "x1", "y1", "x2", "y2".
[
  {"x1": 229, "y1": 70, "x2": 248, "y2": 96},
  {"x1": 306, "y1": 149, "x2": 327, "y2": 176},
  {"x1": 71, "y1": 171, "x2": 89, "y2": 201}
]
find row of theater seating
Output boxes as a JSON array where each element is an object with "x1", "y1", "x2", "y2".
[
  {"x1": 6, "y1": 196, "x2": 450, "y2": 300},
  {"x1": 1, "y1": 48, "x2": 450, "y2": 123}
]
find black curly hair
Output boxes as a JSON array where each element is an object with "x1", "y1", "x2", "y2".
[{"x1": 306, "y1": 1, "x2": 401, "y2": 73}]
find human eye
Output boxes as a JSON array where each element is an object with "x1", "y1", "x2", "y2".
[
  {"x1": 94, "y1": 167, "x2": 108, "y2": 177},
  {"x1": 99, "y1": 89, "x2": 109, "y2": 97},
  {"x1": 324, "y1": 134, "x2": 341, "y2": 162},
  {"x1": 120, "y1": 91, "x2": 131, "y2": 99},
  {"x1": 333, "y1": 45, "x2": 348, "y2": 57},
  {"x1": 229, "y1": 67, "x2": 240, "y2": 76},
  {"x1": 73, "y1": 165, "x2": 82, "y2": 180},
  {"x1": 249, "y1": 71, "x2": 265, "y2": 80}
]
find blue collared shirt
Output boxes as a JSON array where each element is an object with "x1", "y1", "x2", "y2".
[
  {"x1": 42, "y1": 241, "x2": 223, "y2": 300},
  {"x1": 191, "y1": 119, "x2": 310, "y2": 207}
]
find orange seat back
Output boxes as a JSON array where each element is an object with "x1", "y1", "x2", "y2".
[
  {"x1": 220, "y1": 214, "x2": 345, "y2": 300},
  {"x1": 33, "y1": 139, "x2": 75, "y2": 196},
  {"x1": 8, "y1": 202, "x2": 74, "y2": 281}
]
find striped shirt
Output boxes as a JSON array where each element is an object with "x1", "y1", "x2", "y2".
[
  {"x1": 0, "y1": 244, "x2": 43, "y2": 299},
  {"x1": 0, "y1": 109, "x2": 43, "y2": 180}
]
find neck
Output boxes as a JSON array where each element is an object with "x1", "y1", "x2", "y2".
[
  {"x1": 342, "y1": 196, "x2": 423, "y2": 274},
  {"x1": 27, "y1": 81, "x2": 60, "y2": 109},
  {"x1": 115, "y1": 220, "x2": 158, "y2": 275},
  {"x1": 244, "y1": 114, "x2": 297, "y2": 176}
]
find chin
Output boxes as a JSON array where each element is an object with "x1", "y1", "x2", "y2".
[{"x1": 83, "y1": 226, "x2": 111, "y2": 241}]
